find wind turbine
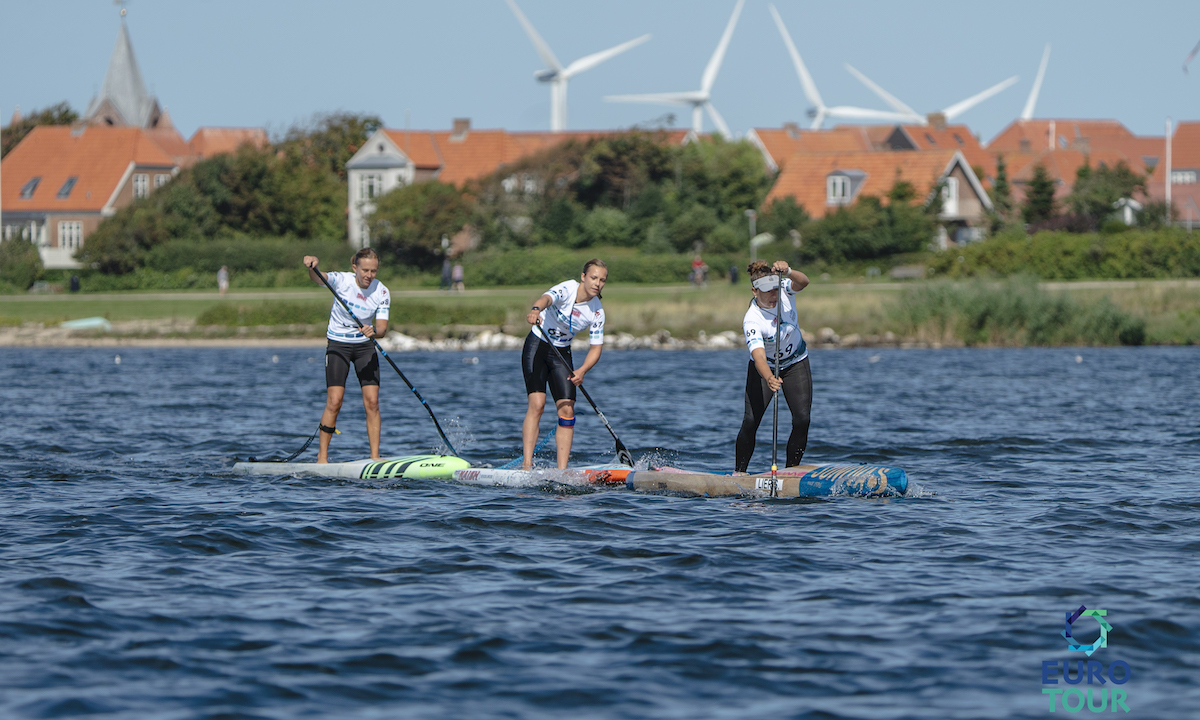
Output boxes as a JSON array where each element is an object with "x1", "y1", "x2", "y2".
[
  {"x1": 769, "y1": 4, "x2": 918, "y2": 129},
  {"x1": 605, "y1": 0, "x2": 745, "y2": 138},
  {"x1": 505, "y1": 0, "x2": 650, "y2": 133},
  {"x1": 1021, "y1": 44, "x2": 1051, "y2": 120},
  {"x1": 843, "y1": 62, "x2": 1019, "y2": 126}
]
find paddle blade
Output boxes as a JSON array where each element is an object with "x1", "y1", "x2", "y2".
[{"x1": 616, "y1": 442, "x2": 634, "y2": 468}]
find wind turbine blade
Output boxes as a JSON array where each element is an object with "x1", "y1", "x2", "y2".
[
  {"x1": 810, "y1": 108, "x2": 826, "y2": 131},
  {"x1": 1021, "y1": 44, "x2": 1051, "y2": 120},
  {"x1": 942, "y1": 75, "x2": 1019, "y2": 120},
  {"x1": 563, "y1": 34, "x2": 651, "y2": 79},
  {"x1": 768, "y1": 5, "x2": 824, "y2": 112},
  {"x1": 701, "y1": 0, "x2": 745, "y2": 94},
  {"x1": 605, "y1": 92, "x2": 702, "y2": 106},
  {"x1": 505, "y1": 0, "x2": 562, "y2": 72},
  {"x1": 826, "y1": 105, "x2": 923, "y2": 123},
  {"x1": 704, "y1": 102, "x2": 732, "y2": 138},
  {"x1": 844, "y1": 64, "x2": 918, "y2": 117}
]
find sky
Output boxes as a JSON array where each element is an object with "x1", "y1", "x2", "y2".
[{"x1": 2, "y1": 0, "x2": 1199, "y2": 145}]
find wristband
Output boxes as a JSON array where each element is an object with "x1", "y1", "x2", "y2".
[{"x1": 531, "y1": 306, "x2": 541, "y2": 311}]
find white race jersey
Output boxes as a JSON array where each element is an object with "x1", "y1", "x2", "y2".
[
  {"x1": 535, "y1": 280, "x2": 604, "y2": 348},
  {"x1": 324, "y1": 272, "x2": 390, "y2": 343},
  {"x1": 743, "y1": 278, "x2": 807, "y2": 370}
]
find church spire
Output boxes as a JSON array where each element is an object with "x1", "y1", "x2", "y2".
[{"x1": 84, "y1": 14, "x2": 162, "y2": 128}]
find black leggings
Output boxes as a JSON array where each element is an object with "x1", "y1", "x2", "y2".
[
  {"x1": 735, "y1": 357, "x2": 812, "y2": 472},
  {"x1": 521, "y1": 332, "x2": 576, "y2": 402}
]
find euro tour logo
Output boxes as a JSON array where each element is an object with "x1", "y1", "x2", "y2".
[{"x1": 1041, "y1": 605, "x2": 1131, "y2": 713}]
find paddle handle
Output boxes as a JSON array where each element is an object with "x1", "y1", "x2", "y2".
[{"x1": 313, "y1": 264, "x2": 459, "y2": 457}]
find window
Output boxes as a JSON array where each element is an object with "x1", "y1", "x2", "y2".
[
  {"x1": 941, "y1": 177, "x2": 959, "y2": 215},
  {"x1": 1172, "y1": 170, "x2": 1198, "y2": 185},
  {"x1": 952, "y1": 133, "x2": 964, "y2": 145},
  {"x1": 827, "y1": 175, "x2": 851, "y2": 205},
  {"x1": 501, "y1": 175, "x2": 518, "y2": 194},
  {"x1": 58, "y1": 221, "x2": 83, "y2": 250},
  {"x1": 155, "y1": 173, "x2": 171, "y2": 188},
  {"x1": 19, "y1": 177, "x2": 41, "y2": 199},
  {"x1": 133, "y1": 173, "x2": 149, "y2": 199},
  {"x1": 925, "y1": 133, "x2": 937, "y2": 145},
  {"x1": 358, "y1": 173, "x2": 382, "y2": 201},
  {"x1": 57, "y1": 176, "x2": 78, "y2": 199},
  {"x1": 523, "y1": 177, "x2": 539, "y2": 194}
]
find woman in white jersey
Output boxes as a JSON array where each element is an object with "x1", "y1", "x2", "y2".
[
  {"x1": 736, "y1": 259, "x2": 811, "y2": 474},
  {"x1": 303, "y1": 249, "x2": 391, "y2": 463},
  {"x1": 521, "y1": 259, "x2": 608, "y2": 470}
]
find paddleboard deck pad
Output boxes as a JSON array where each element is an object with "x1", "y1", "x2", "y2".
[
  {"x1": 453, "y1": 465, "x2": 632, "y2": 488},
  {"x1": 627, "y1": 463, "x2": 906, "y2": 498},
  {"x1": 233, "y1": 454, "x2": 469, "y2": 481}
]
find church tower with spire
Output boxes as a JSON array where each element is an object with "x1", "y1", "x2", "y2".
[{"x1": 83, "y1": 13, "x2": 164, "y2": 128}]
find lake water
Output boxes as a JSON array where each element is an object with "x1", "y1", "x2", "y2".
[{"x1": 1, "y1": 346, "x2": 1197, "y2": 719}]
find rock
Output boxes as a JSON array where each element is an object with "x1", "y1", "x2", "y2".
[
  {"x1": 841, "y1": 333, "x2": 861, "y2": 347},
  {"x1": 817, "y1": 327, "x2": 840, "y2": 344}
]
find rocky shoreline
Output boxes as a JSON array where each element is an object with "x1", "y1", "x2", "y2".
[{"x1": 0, "y1": 319, "x2": 922, "y2": 349}]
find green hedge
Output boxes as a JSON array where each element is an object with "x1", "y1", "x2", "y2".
[
  {"x1": 457, "y1": 246, "x2": 743, "y2": 287},
  {"x1": 196, "y1": 300, "x2": 507, "y2": 327},
  {"x1": 930, "y1": 228, "x2": 1200, "y2": 279},
  {"x1": 144, "y1": 237, "x2": 352, "y2": 273}
]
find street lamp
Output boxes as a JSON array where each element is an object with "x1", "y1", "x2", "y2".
[{"x1": 744, "y1": 209, "x2": 757, "y2": 261}]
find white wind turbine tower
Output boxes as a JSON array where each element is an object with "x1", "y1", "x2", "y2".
[
  {"x1": 843, "y1": 61, "x2": 1019, "y2": 126},
  {"x1": 769, "y1": 4, "x2": 920, "y2": 129},
  {"x1": 1021, "y1": 44, "x2": 1052, "y2": 120},
  {"x1": 505, "y1": 0, "x2": 650, "y2": 132},
  {"x1": 604, "y1": 0, "x2": 745, "y2": 138}
]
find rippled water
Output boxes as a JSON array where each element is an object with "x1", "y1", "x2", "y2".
[{"x1": 2, "y1": 346, "x2": 1197, "y2": 719}]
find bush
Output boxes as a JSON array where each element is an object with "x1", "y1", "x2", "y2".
[
  {"x1": 889, "y1": 276, "x2": 1145, "y2": 346},
  {"x1": 458, "y1": 246, "x2": 739, "y2": 286},
  {"x1": 144, "y1": 237, "x2": 351, "y2": 274},
  {"x1": 0, "y1": 237, "x2": 44, "y2": 290},
  {"x1": 929, "y1": 228, "x2": 1200, "y2": 280},
  {"x1": 580, "y1": 207, "x2": 633, "y2": 247}
]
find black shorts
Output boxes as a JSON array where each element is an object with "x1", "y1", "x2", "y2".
[
  {"x1": 522, "y1": 332, "x2": 576, "y2": 402},
  {"x1": 326, "y1": 339, "x2": 380, "y2": 388}
]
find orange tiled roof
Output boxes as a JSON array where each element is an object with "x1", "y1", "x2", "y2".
[
  {"x1": 899, "y1": 123, "x2": 994, "y2": 182},
  {"x1": 188, "y1": 127, "x2": 269, "y2": 160},
  {"x1": 765, "y1": 149, "x2": 962, "y2": 218},
  {"x1": 986, "y1": 119, "x2": 1134, "y2": 154},
  {"x1": 1, "y1": 125, "x2": 176, "y2": 213},
  {"x1": 752, "y1": 127, "x2": 871, "y2": 170},
  {"x1": 1005, "y1": 148, "x2": 1136, "y2": 204}
]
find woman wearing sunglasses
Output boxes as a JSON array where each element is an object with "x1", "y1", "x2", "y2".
[{"x1": 736, "y1": 259, "x2": 812, "y2": 474}]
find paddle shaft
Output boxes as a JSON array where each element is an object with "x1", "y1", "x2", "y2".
[
  {"x1": 770, "y1": 270, "x2": 785, "y2": 497},
  {"x1": 313, "y1": 265, "x2": 459, "y2": 457},
  {"x1": 535, "y1": 324, "x2": 633, "y2": 467}
]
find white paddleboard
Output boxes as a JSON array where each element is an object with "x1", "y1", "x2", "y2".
[{"x1": 233, "y1": 454, "x2": 469, "y2": 481}]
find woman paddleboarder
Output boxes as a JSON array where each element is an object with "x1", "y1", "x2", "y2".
[
  {"x1": 522, "y1": 259, "x2": 608, "y2": 470},
  {"x1": 304, "y1": 249, "x2": 390, "y2": 463},
  {"x1": 736, "y1": 259, "x2": 811, "y2": 474}
]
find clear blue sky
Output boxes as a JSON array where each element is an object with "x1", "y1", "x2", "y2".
[{"x1": 2, "y1": 0, "x2": 1198, "y2": 144}]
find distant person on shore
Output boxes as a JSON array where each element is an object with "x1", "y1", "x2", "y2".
[
  {"x1": 217, "y1": 266, "x2": 230, "y2": 296},
  {"x1": 451, "y1": 263, "x2": 465, "y2": 292},
  {"x1": 440, "y1": 257, "x2": 452, "y2": 291},
  {"x1": 735, "y1": 259, "x2": 811, "y2": 474},
  {"x1": 303, "y1": 249, "x2": 390, "y2": 463},
  {"x1": 729, "y1": 264, "x2": 738, "y2": 285},
  {"x1": 521, "y1": 259, "x2": 608, "y2": 470},
  {"x1": 691, "y1": 255, "x2": 708, "y2": 287}
]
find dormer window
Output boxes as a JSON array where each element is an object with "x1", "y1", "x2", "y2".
[
  {"x1": 1172, "y1": 170, "x2": 1197, "y2": 185},
  {"x1": 20, "y1": 177, "x2": 41, "y2": 199},
  {"x1": 827, "y1": 175, "x2": 851, "y2": 205},
  {"x1": 57, "y1": 177, "x2": 78, "y2": 199}
]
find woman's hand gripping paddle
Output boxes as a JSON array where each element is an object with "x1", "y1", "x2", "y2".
[
  {"x1": 313, "y1": 264, "x2": 460, "y2": 458},
  {"x1": 535, "y1": 325, "x2": 634, "y2": 467}
]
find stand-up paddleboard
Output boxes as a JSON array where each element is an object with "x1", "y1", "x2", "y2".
[
  {"x1": 453, "y1": 465, "x2": 632, "y2": 489},
  {"x1": 626, "y1": 463, "x2": 906, "y2": 498},
  {"x1": 233, "y1": 454, "x2": 469, "y2": 481}
]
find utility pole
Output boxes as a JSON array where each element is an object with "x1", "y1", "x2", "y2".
[{"x1": 745, "y1": 209, "x2": 757, "y2": 261}]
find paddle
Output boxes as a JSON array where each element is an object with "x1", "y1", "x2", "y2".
[
  {"x1": 312, "y1": 263, "x2": 460, "y2": 457},
  {"x1": 535, "y1": 324, "x2": 634, "y2": 467},
  {"x1": 770, "y1": 268, "x2": 785, "y2": 497}
]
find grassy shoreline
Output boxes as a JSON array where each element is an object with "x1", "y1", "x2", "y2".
[{"x1": 2, "y1": 278, "x2": 1199, "y2": 346}]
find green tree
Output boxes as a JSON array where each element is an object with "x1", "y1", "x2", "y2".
[
  {"x1": 0, "y1": 236, "x2": 44, "y2": 290},
  {"x1": 1067, "y1": 159, "x2": 1145, "y2": 230},
  {"x1": 1, "y1": 102, "x2": 78, "y2": 158},
  {"x1": 276, "y1": 112, "x2": 384, "y2": 181},
  {"x1": 1023, "y1": 164, "x2": 1057, "y2": 225},
  {"x1": 759, "y1": 196, "x2": 809, "y2": 240},
  {"x1": 990, "y1": 154, "x2": 1014, "y2": 225},
  {"x1": 369, "y1": 181, "x2": 476, "y2": 268}
]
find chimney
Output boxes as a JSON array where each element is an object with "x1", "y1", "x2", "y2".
[
  {"x1": 451, "y1": 117, "x2": 470, "y2": 141},
  {"x1": 926, "y1": 112, "x2": 946, "y2": 131}
]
